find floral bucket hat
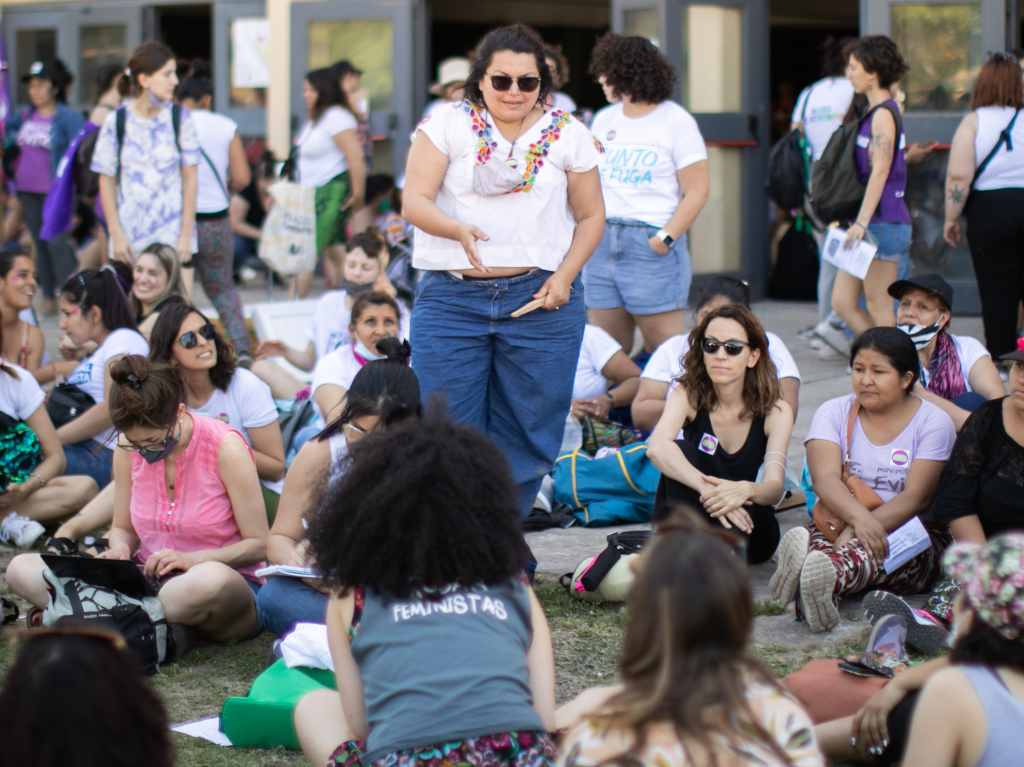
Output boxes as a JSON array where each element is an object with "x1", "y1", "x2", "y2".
[{"x1": 943, "y1": 533, "x2": 1024, "y2": 640}]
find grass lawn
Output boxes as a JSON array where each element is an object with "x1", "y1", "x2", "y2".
[{"x1": 0, "y1": 574, "x2": 854, "y2": 766}]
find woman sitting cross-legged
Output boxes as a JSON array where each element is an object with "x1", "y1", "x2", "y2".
[
  {"x1": 257, "y1": 355, "x2": 422, "y2": 638},
  {"x1": 771, "y1": 327, "x2": 956, "y2": 633},
  {"x1": 555, "y1": 512, "x2": 824, "y2": 765},
  {"x1": 293, "y1": 411, "x2": 557, "y2": 765},
  {"x1": 646, "y1": 304, "x2": 795, "y2": 564},
  {"x1": 6, "y1": 355, "x2": 268, "y2": 644}
]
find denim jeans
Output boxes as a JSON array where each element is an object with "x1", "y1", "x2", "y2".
[
  {"x1": 411, "y1": 269, "x2": 585, "y2": 516},
  {"x1": 256, "y1": 576, "x2": 329, "y2": 638},
  {"x1": 64, "y1": 440, "x2": 113, "y2": 487}
]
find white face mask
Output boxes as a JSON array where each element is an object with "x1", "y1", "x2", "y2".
[
  {"x1": 897, "y1": 322, "x2": 942, "y2": 350},
  {"x1": 354, "y1": 339, "x2": 385, "y2": 361}
]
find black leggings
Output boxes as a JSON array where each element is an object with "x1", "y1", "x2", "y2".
[{"x1": 965, "y1": 188, "x2": 1024, "y2": 358}]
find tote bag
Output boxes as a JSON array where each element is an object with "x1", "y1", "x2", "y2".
[{"x1": 258, "y1": 180, "x2": 317, "y2": 276}]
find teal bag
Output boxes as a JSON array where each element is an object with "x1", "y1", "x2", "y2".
[{"x1": 551, "y1": 442, "x2": 661, "y2": 527}]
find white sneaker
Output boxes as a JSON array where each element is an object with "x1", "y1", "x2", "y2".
[
  {"x1": 0, "y1": 513, "x2": 45, "y2": 548},
  {"x1": 813, "y1": 320, "x2": 851, "y2": 357},
  {"x1": 799, "y1": 550, "x2": 840, "y2": 633},
  {"x1": 770, "y1": 526, "x2": 810, "y2": 605}
]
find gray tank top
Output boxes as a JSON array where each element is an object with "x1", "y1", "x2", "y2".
[
  {"x1": 351, "y1": 579, "x2": 543, "y2": 760},
  {"x1": 962, "y1": 666, "x2": 1024, "y2": 767}
]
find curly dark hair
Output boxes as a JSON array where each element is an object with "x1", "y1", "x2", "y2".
[
  {"x1": 678, "y1": 304, "x2": 780, "y2": 420},
  {"x1": 844, "y1": 35, "x2": 908, "y2": 89},
  {"x1": 950, "y1": 612, "x2": 1024, "y2": 672},
  {"x1": 589, "y1": 32, "x2": 675, "y2": 104},
  {"x1": 464, "y1": 24, "x2": 553, "y2": 107},
  {"x1": 148, "y1": 302, "x2": 237, "y2": 391},
  {"x1": 308, "y1": 406, "x2": 529, "y2": 598}
]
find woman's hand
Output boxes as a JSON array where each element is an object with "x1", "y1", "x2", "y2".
[
  {"x1": 943, "y1": 219, "x2": 961, "y2": 248},
  {"x1": 700, "y1": 477, "x2": 754, "y2": 516},
  {"x1": 853, "y1": 512, "x2": 889, "y2": 561},
  {"x1": 533, "y1": 271, "x2": 572, "y2": 311},
  {"x1": 454, "y1": 223, "x2": 489, "y2": 271},
  {"x1": 176, "y1": 233, "x2": 192, "y2": 267},
  {"x1": 852, "y1": 682, "x2": 907, "y2": 757},
  {"x1": 571, "y1": 395, "x2": 611, "y2": 420},
  {"x1": 647, "y1": 235, "x2": 669, "y2": 256},
  {"x1": 844, "y1": 222, "x2": 866, "y2": 250},
  {"x1": 143, "y1": 548, "x2": 197, "y2": 578},
  {"x1": 718, "y1": 508, "x2": 754, "y2": 534},
  {"x1": 372, "y1": 273, "x2": 397, "y2": 298},
  {"x1": 97, "y1": 542, "x2": 132, "y2": 561},
  {"x1": 110, "y1": 227, "x2": 134, "y2": 264},
  {"x1": 255, "y1": 340, "x2": 287, "y2": 359}
]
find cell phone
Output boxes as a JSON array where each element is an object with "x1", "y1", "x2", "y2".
[{"x1": 838, "y1": 659, "x2": 893, "y2": 679}]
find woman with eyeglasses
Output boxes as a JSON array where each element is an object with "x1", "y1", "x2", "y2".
[
  {"x1": 632, "y1": 276, "x2": 801, "y2": 433},
  {"x1": 7, "y1": 354, "x2": 268, "y2": 645},
  {"x1": 646, "y1": 305, "x2": 794, "y2": 564},
  {"x1": 585, "y1": 33, "x2": 710, "y2": 354},
  {"x1": 772, "y1": 328, "x2": 955, "y2": 633},
  {"x1": 258, "y1": 356, "x2": 421, "y2": 637},
  {"x1": 403, "y1": 23, "x2": 604, "y2": 517},
  {"x1": 943, "y1": 53, "x2": 1024, "y2": 360}
]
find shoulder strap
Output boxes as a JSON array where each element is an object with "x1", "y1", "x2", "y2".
[
  {"x1": 799, "y1": 82, "x2": 816, "y2": 124},
  {"x1": 843, "y1": 400, "x2": 860, "y2": 464},
  {"x1": 973, "y1": 109, "x2": 1021, "y2": 189},
  {"x1": 171, "y1": 103, "x2": 182, "y2": 154},
  {"x1": 199, "y1": 147, "x2": 229, "y2": 205},
  {"x1": 865, "y1": 101, "x2": 904, "y2": 164},
  {"x1": 115, "y1": 106, "x2": 127, "y2": 185}
]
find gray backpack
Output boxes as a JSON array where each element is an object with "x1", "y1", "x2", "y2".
[{"x1": 40, "y1": 555, "x2": 172, "y2": 675}]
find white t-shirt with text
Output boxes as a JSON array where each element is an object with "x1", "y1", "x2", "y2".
[
  {"x1": 295, "y1": 106, "x2": 358, "y2": 188},
  {"x1": 791, "y1": 77, "x2": 854, "y2": 161}
]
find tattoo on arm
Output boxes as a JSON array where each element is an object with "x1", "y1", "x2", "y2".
[
  {"x1": 869, "y1": 133, "x2": 894, "y2": 154},
  {"x1": 948, "y1": 184, "x2": 966, "y2": 204}
]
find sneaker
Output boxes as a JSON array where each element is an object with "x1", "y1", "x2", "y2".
[
  {"x1": 770, "y1": 526, "x2": 810, "y2": 605},
  {"x1": 797, "y1": 325, "x2": 819, "y2": 341},
  {"x1": 813, "y1": 319, "x2": 851, "y2": 357},
  {"x1": 799, "y1": 550, "x2": 840, "y2": 632},
  {"x1": 862, "y1": 590, "x2": 949, "y2": 655},
  {"x1": 0, "y1": 513, "x2": 45, "y2": 548}
]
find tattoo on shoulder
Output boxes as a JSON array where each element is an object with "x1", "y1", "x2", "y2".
[
  {"x1": 949, "y1": 184, "x2": 966, "y2": 204},
  {"x1": 869, "y1": 133, "x2": 893, "y2": 153}
]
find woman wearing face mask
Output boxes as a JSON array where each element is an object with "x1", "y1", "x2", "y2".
[
  {"x1": 0, "y1": 247, "x2": 43, "y2": 375},
  {"x1": 6, "y1": 355, "x2": 267, "y2": 646},
  {"x1": 258, "y1": 357, "x2": 421, "y2": 637},
  {"x1": 5, "y1": 58, "x2": 83, "y2": 314},
  {"x1": 890, "y1": 274, "x2": 1003, "y2": 431},
  {"x1": 91, "y1": 41, "x2": 200, "y2": 297},
  {"x1": 646, "y1": 305, "x2": 794, "y2": 564},
  {"x1": 131, "y1": 243, "x2": 185, "y2": 340}
]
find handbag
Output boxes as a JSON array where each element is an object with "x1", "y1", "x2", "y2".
[
  {"x1": 46, "y1": 382, "x2": 96, "y2": 429},
  {"x1": 811, "y1": 401, "x2": 883, "y2": 542},
  {"x1": 258, "y1": 179, "x2": 317, "y2": 276},
  {"x1": 551, "y1": 442, "x2": 660, "y2": 527}
]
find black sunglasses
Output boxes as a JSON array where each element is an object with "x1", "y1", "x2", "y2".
[
  {"x1": 488, "y1": 74, "x2": 541, "y2": 93},
  {"x1": 178, "y1": 323, "x2": 216, "y2": 349},
  {"x1": 702, "y1": 337, "x2": 750, "y2": 357}
]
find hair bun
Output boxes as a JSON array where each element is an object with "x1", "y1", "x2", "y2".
[
  {"x1": 109, "y1": 354, "x2": 151, "y2": 389},
  {"x1": 376, "y1": 337, "x2": 411, "y2": 365}
]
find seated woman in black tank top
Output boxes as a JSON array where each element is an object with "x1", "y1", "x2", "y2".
[{"x1": 647, "y1": 304, "x2": 795, "y2": 563}]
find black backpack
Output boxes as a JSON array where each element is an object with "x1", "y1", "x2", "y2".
[
  {"x1": 811, "y1": 101, "x2": 902, "y2": 224},
  {"x1": 770, "y1": 216, "x2": 820, "y2": 300},
  {"x1": 767, "y1": 85, "x2": 813, "y2": 210},
  {"x1": 115, "y1": 103, "x2": 182, "y2": 184}
]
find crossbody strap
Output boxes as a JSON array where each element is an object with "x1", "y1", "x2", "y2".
[
  {"x1": 199, "y1": 146, "x2": 230, "y2": 206},
  {"x1": 842, "y1": 400, "x2": 860, "y2": 468},
  {"x1": 972, "y1": 108, "x2": 1021, "y2": 190}
]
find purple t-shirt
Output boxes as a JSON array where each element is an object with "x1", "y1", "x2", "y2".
[
  {"x1": 805, "y1": 394, "x2": 955, "y2": 502},
  {"x1": 14, "y1": 113, "x2": 53, "y2": 194}
]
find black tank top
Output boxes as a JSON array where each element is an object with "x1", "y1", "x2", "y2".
[{"x1": 681, "y1": 409, "x2": 768, "y2": 482}]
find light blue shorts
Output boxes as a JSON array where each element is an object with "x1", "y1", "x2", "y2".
[{"x1": 582, "y1": 218, "x2": 692, "y2": 315}]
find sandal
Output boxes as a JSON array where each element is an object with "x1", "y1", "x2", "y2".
[{"x1": 43, "y1": 537, "x2": 82, "y2": 557}]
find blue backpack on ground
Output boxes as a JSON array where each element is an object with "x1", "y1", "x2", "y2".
[{"x1": 551, "y1": 442, "x2": 660, "y2": 526}]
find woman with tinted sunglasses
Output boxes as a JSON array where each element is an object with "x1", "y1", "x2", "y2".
[
  {"x1": 403, "y1": 23, "x2": 604, "y2": 516},
  {"x1": 647, "y1": 305, "x2": 794, "y2": 564}
]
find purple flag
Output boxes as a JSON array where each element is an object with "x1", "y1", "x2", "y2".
[{"x1": 0, "y1": 25, "x2": 10, "y2": 130}]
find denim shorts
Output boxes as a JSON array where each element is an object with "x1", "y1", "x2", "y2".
[
  {"x1": 867, "y1": 221, "x2": 912, "y2": 264},
  {"x1": 582, "y1": 218, "x2": 692, "y2": 314},
  {"x1": 63, "y1": 440, "x2": 113, "y2": 487}
]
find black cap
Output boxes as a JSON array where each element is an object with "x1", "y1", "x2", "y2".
[
  {"x1": 21, "y1": 59, "x2": 59, "y2": 83},
  {"x1": 887, "y1": 273, "x2": 954, "y2": 311},
  {"x1": 1001, "y1": 338, "x2": 1024, "y2": 363}
]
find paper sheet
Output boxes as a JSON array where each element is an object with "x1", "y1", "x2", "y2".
[
  {"x1": 822, "y1": 226, "x2": 879, "y2": 280},
  {"x1": 883, "y1": 516, "x2": 931, "y2": 574},
  {"x1": 254, "y1": 564, "x2": 320, "y2": 579},
  {"x1": 171, "y1": 716, "x2": 233, "y2": 747}
]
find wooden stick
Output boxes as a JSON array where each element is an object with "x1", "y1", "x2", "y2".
[{"x1": 510, "y1": 298, "x2": 546, "y2": 318}]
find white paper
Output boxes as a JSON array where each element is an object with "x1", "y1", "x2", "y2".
[
  {"x1": 172, "y1": 716, "x2": 233, "y2": 747},
  {"x1": 883, "y1": 516, "x2": 931, "y2": 574},
  {"x1": 254, "y1": 564, "x2": 320, "y2": 579},
  {"x1": 230, "y1": 18, "x2": 270, "y2": 89},
  {"x1": 822, "y1": 226, "x2": 879, "y2": 280}
]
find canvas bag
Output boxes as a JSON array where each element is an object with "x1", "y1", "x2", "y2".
[
  {"x1": 551, "y1": 443, "x2": 660, "y2": 527},
  {"x1": 259, "y1": 179, "x2": 317, "y2": 276}
]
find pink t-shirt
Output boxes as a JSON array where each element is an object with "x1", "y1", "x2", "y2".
[
  {"x1": 805, "y1": 394, "x2": 955, "y2": 502},
  {"x1": 130, "y1": 413, "x2": 262, "y2": 580}
]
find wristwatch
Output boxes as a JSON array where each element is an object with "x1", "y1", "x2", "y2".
[{"x1": 656, "y1": 229, "x2": 675, "y2": 246}]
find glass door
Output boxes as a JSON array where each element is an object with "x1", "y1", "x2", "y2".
[
  {"x1": 73, "y1": 5, "x2": 142, "y2": 111},
  {"x1": 611, "y1": 0, "x2": 770, "y2": 288},
  {"x1": 291, "y1": 0, "x2": 423, "y2": 175}
]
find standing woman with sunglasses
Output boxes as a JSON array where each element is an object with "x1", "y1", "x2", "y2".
[
  {"x1": 647, "y1": 305, "x2": 794, "y2": 564},
  {"x1": 403, "y1": 23, "x2": 604, "y2": 516}
]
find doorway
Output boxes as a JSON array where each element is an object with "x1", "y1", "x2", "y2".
[{"x1": 148, "y1": 3, "x2": 212, "y2": 64}]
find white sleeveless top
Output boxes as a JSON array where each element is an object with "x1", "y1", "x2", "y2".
[
  {"x1": 191, "y1": 110, "x2": 238, "y2": 213},
  {"x1": 972, "y1": 106, "x2": 1024, "y2": 191}
]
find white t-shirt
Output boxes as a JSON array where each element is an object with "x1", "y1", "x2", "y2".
[
  {"x1": 0, "y1": 363, "x2": 44, "y2": 421},
  {"x1": 412, "y1": 100, "x2": 601, "y2": 271},
  {"x1": 312, "y1": 345, "x2": 364, "y2": 404},
  {"x1": 65, "y1": 328, "x2": 149, "y2": 447},
  {"x1": 191, "y1": 110, "x2": 238, "y2": 213},
  {"x1": 295, "y1": 106, "x2": 358, "y2": 188},
  {"x1": 307, "y1": 290, "x2": 411, "y2": 359},
  {"x1": 642, "y1": 331, "x2": 801, "y2": 384},
  {"x1": 920, "y1": 334, "x2": 990, "y2": 394},
  {"x1": 791, "y1": 77, "x2": 855, "y2": 161},
  {"x1": 573, "y1": 325, "x2": 622, "y2": 400},
  {"x1": 973, "y1": 106, "x2": 1024, "y2": 191},
  {"x1": 590, "y1": 101, "x2": 707, "y2": 227}
]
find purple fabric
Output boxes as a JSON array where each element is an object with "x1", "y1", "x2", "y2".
[
  {"x1": 0, "y1": 37, "x2": 10, "y2": 128},
  {"x1": 854, "y1": 99, "x2": 911, "y2": 225},
  {"x1": 14, "y1": 113, "x2": 53, "y2": 194},
  {"x1": 41, "y1": 121, "x2": 98, "y2": 240}
]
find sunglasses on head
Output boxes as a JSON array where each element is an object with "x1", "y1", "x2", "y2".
[
  {"x1": 488, "y1": 74, "x2": 541, "y2": 93},
  {"x1": 702, "y1": 337, "x2": 750, "y2": 356},
  {"x1": 178, "y1": 323, "x2": 216, "y2": 349}
]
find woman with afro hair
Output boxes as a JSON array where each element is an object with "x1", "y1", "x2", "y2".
[{"x1": 586, "y1": 33, "x2": 710, "y2": 355}]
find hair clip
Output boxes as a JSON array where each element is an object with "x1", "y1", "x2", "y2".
[
  {"x1": 124, "y1": 372, "x2": 145, "y2": 390},
  {"x1": 124, "y1": 67, "x2": 132, "y2": 77}
]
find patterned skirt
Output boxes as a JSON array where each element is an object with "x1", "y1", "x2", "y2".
[{"x1": 329, "y1": 730, "x2": 556, "y2": 767}]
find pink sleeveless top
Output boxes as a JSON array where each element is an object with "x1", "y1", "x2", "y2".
[{"x1": 130, "y1": 413, "x2": 263, "y2": 580}]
